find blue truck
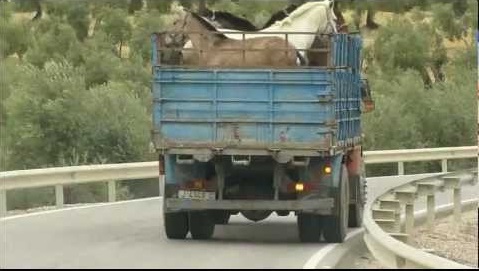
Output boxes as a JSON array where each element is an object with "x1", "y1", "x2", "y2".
[{"x1": 151, "y1": 32, "x2": 370, "y2": 243}]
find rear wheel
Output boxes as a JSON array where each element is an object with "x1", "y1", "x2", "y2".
[
  {"x1": 212, "y1": 210, "x2": 231, "y2": 225},
  {"x1": 164, "y1": 211, "x2": 189, "y2": 240},
  {"x1": 348, "y1": 175, "x2": 365, "y2": 227},
  {"x1": 322, "y1": 165, "x2": 349, "y2": 243},
  {"x1": 189, "y1": 211, "x2": 215, "y2": 240},
  {"x1": 298, "y1": 213, "x2": 322, "y2": 243}
]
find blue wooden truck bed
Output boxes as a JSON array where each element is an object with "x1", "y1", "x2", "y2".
[{"x1": 151, "y1": 33, "x2": 363, "y2": 157}]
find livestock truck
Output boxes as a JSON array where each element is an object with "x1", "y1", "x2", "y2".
[{"x1": 151, "y1": 32, "x2": 372, "y2": 243}]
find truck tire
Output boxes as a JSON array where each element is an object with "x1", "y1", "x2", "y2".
[
  {"x1": 298, "y1": 213, "x2": 322, "y2": 243},
  {"x1": 212, "y1": 210, "x2": 231, "y2": 225},
  {"x1": 348, "y1": 175, "x2": 365, "y2": 227},
  {"x1": 164, "y1": 212, "x2": 189, "y2": 240},
  {"x1": 322, "y1": 165, "x2": 349, "y2": 243},
  {"x1": 189, "y1": 211, "x2": 215, "y2": 240}
]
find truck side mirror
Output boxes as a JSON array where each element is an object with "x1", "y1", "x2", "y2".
[{"x1": 360, "y1": 78, "x2": 374, "y2": 113}]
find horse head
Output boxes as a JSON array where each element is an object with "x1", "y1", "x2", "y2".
[
  {"x1": 165, "y1": 6, "x2": 190, "y2": 47},
  {"x1": 323, "y1": 0, "x2": 338, "y2": 34},
  {"x1": 161, "y1": 6, "x2": 191, "y2": 65},
  {"x1": 267, "y1": 1, "x2": 337, "y2": 34},
  {"x1": 281, "y1": 17, "x2": 293, "y2": 27},
  {"x1": 261, "y1": 1, "x2": 341, "y2": 34}
]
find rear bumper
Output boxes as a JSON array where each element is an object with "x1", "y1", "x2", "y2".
[
  {"x1": 165, "y1": 198, "x2": 334, "y2": 215},
  {"x1": 160, "y1": 147, "x2": 333, "y2": 157},
  {"x1": 153, "y1": 135, "x2": 362, "y2": 158}
]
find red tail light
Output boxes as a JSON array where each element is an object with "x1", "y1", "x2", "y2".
[{"x1": 287, "y1": 182, "x2": 320, "y2": 193}]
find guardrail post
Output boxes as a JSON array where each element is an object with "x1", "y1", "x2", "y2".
[
  {"x1": 159, "y1": 175, "x2": 164, "y2": 196},
  {"x1": 404, "y1": 203, "x2": 414, "y2": 244},
  {"x1": 399, "y1": 203, "x2": 406, "y2": 232},
  {"x1": 108, "y1": 180, "x2": 116, "y2": 202},
  {"x1": 395, "y1": 212, "x2": 401, "y2": 231},
  {"x1": 453, "y1": 187, "x2": 461, "y2": 225},
  {"x1": 443, "y1": 176, "x2": 461, "y2": 226},
  {"x1": 426, "y1": 194, "x2": 435, "y2": 229},
  {"x1": 0, "y1": 189, "x2": 7, "y2": 218},
  {"x1": 55, "y1": 185, "x2": 64, "y2": 208},
  {"x1": 398, "y1": 162, "x2": 404, "y2": 175},
  {"x1": 396, "y1": 188, "x2": 416, "y2": 236},
  {"x1": 441, "y1": 159, "x2": 448, "y2": 173}
]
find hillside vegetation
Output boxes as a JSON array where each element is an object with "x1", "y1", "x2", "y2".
[{"x1": 0, "y1": 0, "x2": 477, "y2": 208}]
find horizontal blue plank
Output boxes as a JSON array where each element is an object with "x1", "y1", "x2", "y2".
[{"x1": 151, "y1": 33, "x2": 363, "y2": 150}]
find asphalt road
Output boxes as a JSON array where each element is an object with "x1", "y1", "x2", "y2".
[{"x1": 1, "y1": 174, "x2": 477, "y2": 269}]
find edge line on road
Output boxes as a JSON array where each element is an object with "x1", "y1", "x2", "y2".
[{"x1": 0, "y1": 197, "x2": 161, "y2": 221}]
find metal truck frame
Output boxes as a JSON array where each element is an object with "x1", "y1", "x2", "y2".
[{"x1": 151, "y1": 31, "x2": 369, "y2": 243}]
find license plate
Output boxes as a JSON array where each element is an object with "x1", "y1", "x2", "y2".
[{"x1": 178, "y1": 190, "x2": 216, "y2": 200}]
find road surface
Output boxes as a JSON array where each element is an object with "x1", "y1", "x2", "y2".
[{"x1": 1, "y1": 174, "x2": 477, "y2": 268}]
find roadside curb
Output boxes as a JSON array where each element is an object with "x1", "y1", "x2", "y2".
[{"x1": 312, "y1": 199, "x2": 478, "y2": 269}]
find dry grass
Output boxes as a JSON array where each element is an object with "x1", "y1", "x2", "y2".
[
  {"x1": 411, "y1": 210, "x2": 478, "y2": 268},
  {"x1": 354, "y1": 210, "x2": 478, "y2": 269}
]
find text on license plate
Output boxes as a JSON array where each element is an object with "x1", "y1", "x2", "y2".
[{"x1": 178, "y1": 190, "x2": 216, "y2": 200}]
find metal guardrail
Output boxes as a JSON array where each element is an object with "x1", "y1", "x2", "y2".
[
  {"x1": 363, "y1": 146, "x2": 476, "y2": 175},
  {"x1": 363, "y1": 169, "x2": 478, "y2": 269},
  {"x1": 0, "y1": 146, "x2": 476, "y2": 217},
  {"x1": 0, "y1": 162, "x2": 158, "y2": 217}
]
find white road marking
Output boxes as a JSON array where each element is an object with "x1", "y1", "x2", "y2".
[{"x1": 0, "y1": 197, "x2": 160, "y2": 221}]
